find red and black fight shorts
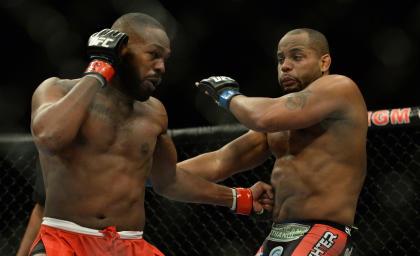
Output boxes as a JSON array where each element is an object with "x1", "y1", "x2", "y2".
[{"x1": 255, "y1": 219, "x2": 354, "y2": 256}]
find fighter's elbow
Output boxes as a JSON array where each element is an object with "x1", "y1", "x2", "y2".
[
  {"x1": 254, "y1": 110, "x2": 308, "y2": 132},
  {"x1": 33, "y1": 133, "x2": 60, "y2": 154},
  {"x1": 152, "y1": 182, "x2": 175, "y2": 199},
  {"x1": 237, "y1": 111, "x2": 270, "y2": 132},
  {"x1": 32, "y1": 126, "x2": 67, "y2": 154},
  {"x1": 252, "y1": 115, "x2": 281, "y2": 133},
  {"x1": 150, "y1": 176, "x2": 172, "y2": 197},
  {"x1": 151, "y1": 184, "x2": 165, "y2": 196}
]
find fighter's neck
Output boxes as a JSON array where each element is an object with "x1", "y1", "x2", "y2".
[{"x1": 101, "y1": 81, "x2": 134, "y2": 107}]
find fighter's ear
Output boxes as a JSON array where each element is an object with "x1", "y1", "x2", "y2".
[
  {"x1": 121, "y1": 45, "x2": 129, "y2": 57},
  {"x1": 320, "y1": 54, "x2": 331, "y2": 73}
]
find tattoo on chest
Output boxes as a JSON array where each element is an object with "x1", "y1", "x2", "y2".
[
  {"x1": 285, "y1": 90, "x2": 312, "y2": 110},
  {"x1": 89, "y1": 103, "x2": 116, "y2": 121},
  {"x1": 140, "y1": 143, "x2": 149, "y2": 156}
]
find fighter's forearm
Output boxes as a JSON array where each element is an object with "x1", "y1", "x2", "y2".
[
  {"x1": 229, "y1": 94, "x2": 313, "y2": 132},
  {"x1": 31, "y1": 76, "x2": 101, "y2": 152},
  {"x1": 179, "y1": 131, "x2": 271, "y2": 182},
  {"x1": 155, "y1": 167, "x2": 234, "y2": 208},
  {"x1": 229, "y1": 95, "x2": 281, "y2": 132},
  {"x1": 197, "y1": 76, "x2": 316, "y2": 132},
  {"x1": 177, "y1": 152, "x2": 222, "y2": 182},
  {"x1": 179, "y1": 150, "x2": 269, "y2": 183}
]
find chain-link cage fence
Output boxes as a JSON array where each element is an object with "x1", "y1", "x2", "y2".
[
  {"x1": 0, "y1": 108, "x2": 419, "y2": 255},
  {"x1": 0, "y1": 136, "x2": 38, "y2": 254}
]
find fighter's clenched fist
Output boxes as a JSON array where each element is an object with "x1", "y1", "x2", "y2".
[
  {"x1": 84, "y1": 29, "x2": 128, "y2": 87},
  {"x1": 197, "y1": 76, "x2": 241, "y2": 110}
]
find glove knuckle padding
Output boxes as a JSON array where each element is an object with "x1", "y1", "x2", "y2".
[
  {"x1": 200, "y1": 76, "x2": 238, "y2": 90},
  {"x1": 197, "y1": 76, "x2": 240, "y2": 108},
  {"x1": 197, "y1": 81, "x2": 217, "y2": 99},
  {"x1": 98, "y1": 29, "x2": 109, "y2": 36},
  {"x1": 87, "y1": 28, "x2": 129, "y2": 65}
]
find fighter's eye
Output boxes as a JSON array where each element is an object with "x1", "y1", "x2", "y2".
[
  {"x1": 148, "y1": 51, "x2": 160, "y2": 59},
  {"x1": 293, "y1": 55, "x2": 303, "y2": 61},
  {"x1": 278, "y1": 57, "x2": 285, "y2": 64}
]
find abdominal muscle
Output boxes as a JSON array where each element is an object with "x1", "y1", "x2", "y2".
[
  {"x1": 270, "y1": 155, "x2": 358, "y2": 226},
  {"x1": 43, "y1": 153, "x2": 151, "y2": 232}
]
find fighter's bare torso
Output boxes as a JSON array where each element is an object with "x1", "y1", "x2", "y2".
[
  {"x1": 38, "y1": 78, "x2": 166, "y2": 231},
  {"x1": 266, "y1": 77, "x2": 367, "y2": 226}
]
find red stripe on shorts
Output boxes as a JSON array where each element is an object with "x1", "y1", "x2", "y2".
[{"x1": 291, "y1": 224, "x2": 347, "y2": 256}]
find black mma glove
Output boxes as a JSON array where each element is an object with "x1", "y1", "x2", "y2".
[
  {"x1": 84, "y1": 29, "x2": 129, "y2": 87},
  {"x1": 198, "y1": 76, "x2": 241, "y2": 110}
]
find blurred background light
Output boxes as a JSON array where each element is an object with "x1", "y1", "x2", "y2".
[{"x1": 0, "y1": 0, "x2": 419, "y2": 132}]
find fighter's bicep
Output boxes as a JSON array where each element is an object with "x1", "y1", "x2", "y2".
[
  {"x1": 299, "y1": 76, "x2": 359, "y2": 122},
  {"x1": 264, "y1": 79, "x2": 350, "y2": 130},
  {"x1": 220, "y1": 130, "x2": 270, "y2": 168},
  {"x1": 285, "y1": 88, "x2": 340, "y2": 124},
  {"x1": 150, "y1": 133, "x2": 177, "y2": 188},
  {"x1": 31, "y1": 78, "x2": 66, "y2": 118}
]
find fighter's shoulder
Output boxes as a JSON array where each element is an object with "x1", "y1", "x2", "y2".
[
  {"x1": 317, "y1": 75, "x2": 366, "y2": 122},
  {"x1": 144, "y1": 96, "x2": 166, "y2": 112},
  {"x1": 35, "y1": 77, "x2": 80, "y2": 95},
  {"x1": 134, "y1": 97, "x2": 168, "y2": 119},
  {"x1": 315, "y1": 74, "x2": 359, "y2": 94},
  {"x1": 138, "y1": 97, "x2": 168, "y2": 131}
]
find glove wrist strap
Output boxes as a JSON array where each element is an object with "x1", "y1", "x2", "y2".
[
  {"x1": 233, "y1": 187, "x2": 253, "y2": 215},
  {"x1": 219, "y1": 90, "x2": 241, "y2": 110},
  {"x1": 84, "y1": 60, "x2": 115, "y2": 87},
  {"x1": 230, "y1": 188, "x2": 237, "y2": 210}
]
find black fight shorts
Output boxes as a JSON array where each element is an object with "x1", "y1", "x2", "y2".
[{"x1": 255, "y1": 219, "x2": 354, "y2": 256}]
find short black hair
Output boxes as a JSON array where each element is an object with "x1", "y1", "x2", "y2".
[
  {"x1": 111, "y1": 12, "x2": 165, "y2": 36},
  {"x1": 286, "y1": 28, "x2": 329, "y2": 56}
]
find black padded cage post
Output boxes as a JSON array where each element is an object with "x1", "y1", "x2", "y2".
[{"x1": 0, "y1": 106, "x2": 419, "y2": 255}]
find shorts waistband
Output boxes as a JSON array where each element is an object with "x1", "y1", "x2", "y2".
[
  {"x1": 272, "y1": 219, "x2": 353, "y2": 234},
  {"x1": 42, "y1": 217, "x2": 143, "y2": 239}
]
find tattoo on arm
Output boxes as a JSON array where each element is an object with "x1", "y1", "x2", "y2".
[{"x1": 285, "y1": 90, "x2": 312, "y2": 110}]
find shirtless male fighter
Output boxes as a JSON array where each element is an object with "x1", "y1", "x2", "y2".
[
  {"x1": 179, "y1": 28, "x2": 367, "y2": 255},
  {"x1": 28, "y1": 13, "x2": 272, "y2": 255}
]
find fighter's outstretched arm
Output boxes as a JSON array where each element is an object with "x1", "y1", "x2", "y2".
[
  {"x1": 232, "y1": 76, "x2": 357, "y2": 132},
  {"x1": 150, "y1": 133, "x2": 273, "y2": 215},
  {"x1": 177, "y1": 130, "x2": 271, "y2": 182},
  {"x1": 197, "y1": 75, "x2": 356, "y2": 133}
]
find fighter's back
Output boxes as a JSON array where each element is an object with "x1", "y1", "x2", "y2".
[{"x1": 268, "y1": 74, "x2": 368, "y2": 226}]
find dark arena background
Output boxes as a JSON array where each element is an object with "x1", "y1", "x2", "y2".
[{"x1": 1, "y1": 0, "x2": 420, "y2": 255}]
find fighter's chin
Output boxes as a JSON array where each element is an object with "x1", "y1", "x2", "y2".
[
  {"x1": 131, "y1": 81, "x2": 155, "y2": 101},
  {"x1": 281, "y1": 84, "x2": 302, "y2": 93},
  {"x1": 126, "y1": 88, "x2": 151, "y2": 102},
  {"x1": 283, "y1": 87, "x2": 301, "y2": 93},
  {"x1": 142, "y1": 80, "x2": 158, "y2": 92},
  {"x1": 135, "y1": 94, "x2": 151, "y2": 102}
]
